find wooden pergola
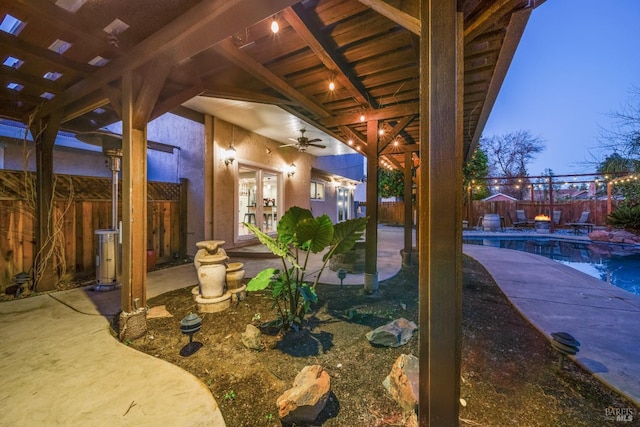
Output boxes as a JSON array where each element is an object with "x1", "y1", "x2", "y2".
[{"x1": 0, "y1": 0, "x2": 545, "y2": 424}]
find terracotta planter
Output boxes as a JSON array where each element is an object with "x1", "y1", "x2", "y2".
[{"x1": 146, "y1": 249, "x2": 157, "y2": 272}]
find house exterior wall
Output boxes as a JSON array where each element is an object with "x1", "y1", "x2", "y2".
[{"x1": 210, "y1": 117, "x2": 313, "y2": 248}]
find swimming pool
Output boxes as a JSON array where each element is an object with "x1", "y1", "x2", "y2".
[{"x1": 463, "y1": 237, "x2": 640, "y2": 296}]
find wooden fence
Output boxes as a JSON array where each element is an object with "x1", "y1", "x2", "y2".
[
  {"x1": 0, "y1": 170, "x2": 185, "y2": 290},
  {"x1": 359, "y1": 199, "x2": 615, "y2": 228}
]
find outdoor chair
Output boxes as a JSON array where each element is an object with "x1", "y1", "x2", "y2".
[
  {"x1": 567, "y1": 211, "x2": 593, "y2": 234},
  {"x1": 511, "y1": 209, "x2": 533, "y2": 228}
]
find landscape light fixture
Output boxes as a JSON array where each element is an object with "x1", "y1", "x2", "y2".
[
  {"x1": 270, "y1": 16, "x2": 279, "y2": 33},
  {"x1": 287, "y1": 163, "x2": 297, "y2": 177}
]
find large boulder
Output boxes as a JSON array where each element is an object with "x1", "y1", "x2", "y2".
[
  {"x1": 383, "y1": 354, "x2": 419, "y2": 412},
  {"x1": 366, "y1": 318, "x2": 417, "y2": 347},
  {"x1": 276, "y1": 365, "x2": 331, "y2": 425},
  {"x1": 589, "y1": 229, "x2": 640, "y2": 244}
]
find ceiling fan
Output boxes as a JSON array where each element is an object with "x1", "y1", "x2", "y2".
[{"x1": 279, "y1": 129, "x2": 326, "y2": 152}]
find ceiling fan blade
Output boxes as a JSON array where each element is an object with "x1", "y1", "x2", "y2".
[
  {"x1": 279, "y1": 143, "x2": 299, "y2": 148},
  {"x1": 288, "y1": 138, "x2": 298, "y2": 142},
  {"x1": 307, "y1": 138, "x2": 322, "y2": 143},
  {"x1": 309, "y1": 143, "x2": 326, "y2": 149}
]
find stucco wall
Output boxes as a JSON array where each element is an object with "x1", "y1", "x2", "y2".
[{"x1": 210, "y1": 117, "x2": 313, "y2": 248}]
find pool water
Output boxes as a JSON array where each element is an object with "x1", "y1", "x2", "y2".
[{"x1": 463, "y1": 237, "x2": 640, "y2": 296}]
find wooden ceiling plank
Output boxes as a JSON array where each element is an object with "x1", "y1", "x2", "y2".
[
  {"x1": 321, "y1": 101, "x2": 418, "y2": 127},
  {"x1": 36, "y1": 0, "x2": 299, "y2": 119},
  {"x1": 467, "y1": 8, "x2": 531, "y2": 158},
  {"x1": 283, "y1": 6, "x2": 371, "y2": 108},
  {"x1": 215, "y1": 38, "x2": 331, "y2": 119},
  {"x1": 357, "y1": 0, "x2": 420, "y2": 35}
]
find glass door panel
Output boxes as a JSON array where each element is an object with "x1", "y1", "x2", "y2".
[{"x1": 238, "y1": 166, "x2": 258, "y2": 239}]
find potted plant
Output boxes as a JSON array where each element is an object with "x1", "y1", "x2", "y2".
[{"x1": 245, "y1": 206, "x2": 368, "y2": 332}]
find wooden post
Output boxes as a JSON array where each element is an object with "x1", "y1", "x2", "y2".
[
  {"x1": 179, "y1": 177, "x2": 188, "y2": 258},
  {"x1": 419, "y1": 1, "x2": 462, "y2": 425},
  {"x1": 403, "y1": 150, "x2": 413, "y2": 266},
  {"x1": 364, "y1": 118, "x2": 379, "y2": 293},
  {"x1": 32, "y1": 111, "x2": 62, "y2": 291},
  {"x1": 607, "y1": 182, "x2": 612, "y2": 216},
  {"x1": 121, "y1": 70, "x2": 148, "y2": 314}
]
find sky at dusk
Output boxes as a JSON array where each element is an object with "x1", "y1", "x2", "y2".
[{"x1": 483, "y1": 0, "x2": 640, "y2": 176}]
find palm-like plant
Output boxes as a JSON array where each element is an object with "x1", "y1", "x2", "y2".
[{"x1": 245, "y1": 206, "x2": 368, "y2": 331}]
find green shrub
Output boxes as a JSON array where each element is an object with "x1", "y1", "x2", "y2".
[
  {"x1": 245, "y1": 206, "x2": 368, "y2": 332},
  {"x1": 607, "y1": 205, "x2": 640, "y2": 231}
]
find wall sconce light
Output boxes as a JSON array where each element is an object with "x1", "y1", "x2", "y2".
[
  {"x1": 286, "y1": 163, "x2": 296, "y2": 177},
  {"x1": 224, "y1": 145, "x2": 236, "y2": 165}
]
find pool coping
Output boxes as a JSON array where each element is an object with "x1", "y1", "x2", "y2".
[{"x1": 463, "y1": 243, "x2": 640, "y2": 407}]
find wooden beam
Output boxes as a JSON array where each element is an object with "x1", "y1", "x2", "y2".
[
  {"x1": 0, "y1": 67, "x2": 62, "y2": 95},
  {"x1": 321, "y1": 102, "x2": 419, "y2": 127},
  {"x1": 464, "y1": 0, "x2": 518, "y2": 43},
  {"x1": 102, "y1": 84, "x2": 123, "y2": 119},
  {"x1": 467, "y1": 8, "x2": 531, "y2": 159},
  {"x1": 133, "y1": 54, "x2": 174, "y2": 128},
  {"x1": 418, "y1": 1, "x2": 462, "y2": 424},
  {"x1": 378, "y1": 115, "x2": 415, "y2": 154},
  {"x1": 283, "y1": 6, "x2": 370, "y2": 107},
  {"x1": 200, "y1": 85, "x2": 294, "y2": 106},
  {"x1": 215, "y1": 39, "x2": 330, "y2": 119},
  {"x1": 0, "y1": 30, "x2": 93, "y2": 76},
  {"x1": 62, "y1": 92, "x2": 109, "y2": 123},
  {"x1": 36, "y1": 0, "x2": 299, "y2": 119},
  {"x1": 338, "y1": 125, "x2": 367, "y2": 151},
  {"x1": 150, "y1": 85, "x2": 204, "y2": 122},
  {"x1": 358, "y1": 0, "x2": 420, "y2": 35},
  {"x1": 380, "y1": 142, "x2": 419, "y2": 155}
]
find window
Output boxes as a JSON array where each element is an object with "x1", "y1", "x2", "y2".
[{"x1": 310, "y1": 181, "x2": 325, "y2": 200}]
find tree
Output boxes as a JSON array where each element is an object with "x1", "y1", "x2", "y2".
[
  {"x1": 482, "y1": 130, "x2": 545, "y2": 178},
  {"x1": 463, "y1": 147, "x2": 490, "y2": 200},
  {"x1": 599, "y1": 153, "x2": 640, "y2": 207},
  {"x1": 378, "y1": 169, "x2": 404, "y2": 199}
]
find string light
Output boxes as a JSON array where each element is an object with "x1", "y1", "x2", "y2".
[{"x1": 270, "y1": 16, "x2": 279, "y2": 33}]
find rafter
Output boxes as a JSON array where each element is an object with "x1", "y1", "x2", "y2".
[
  {"x1": 14, "y1": 0, "x2": 127, "y2": 54},
  {"x1": 464, "y1": 0, "x2": 519, "y2": 43},
  {"x1": 133, "y1": 54, "x2": 174, "y2": 128},
  {"x1": 338, "y1": 125, "x2": 367, "y2": 149},
  {"x1": 357, "y1": 0, "x2": 420, "y2": 35},
  {"x1": 0, "y1": 31, "x2": 93, "y2": 76},
  {"x1": 0, "y1": 67, "x2": 62, "y2": 95},
  {"x1": 150, "y1": 85, "x2": 204, "y2": 122},
  {"x1": 283, "y1": 6, "x2": 370, "y2": 108},
  {"x1": 321, "y1": 102, "x2": 418, "y2": 127},
  {"x1": 35, "y1": 0, "x2": 299, "y2": 119},
  {"x1": 200, "y1": 85, "x2": 294, "y2": 106}
]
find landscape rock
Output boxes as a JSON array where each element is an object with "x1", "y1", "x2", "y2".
[
  {"x1": 365, "y1": 318, "x2": 417, "y2": 347},
  {"x1": 589, "y1": 229, "x2": 640, "y2": 244},
  {"x1": 276, "y1": 365, "x2": 331, "y2": 425},
  {"x1": 383, "y1": 354, "x2": 419, "y2": 412},
  {"x1": 241, "y1": 324, "x2": 263, "y2": 351}
]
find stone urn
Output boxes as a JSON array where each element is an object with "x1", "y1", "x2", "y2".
[{"x1": 194, "y1": 240, "x2": 228, "y2": 298}]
